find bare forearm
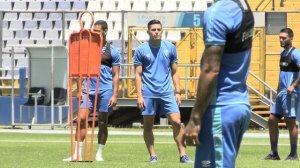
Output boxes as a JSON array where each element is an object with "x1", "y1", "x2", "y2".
[
  {"x1": 112, "y1": 74, "x2": 119, "y2": 97},
  {"x1": 172, "y1": 72, "x2": 180, "y2": 93},
  {"x1": 135, "y1": 74, "x2": 142, "y2": 98},
  {"x1": 191, "y1": 72, "x2": 217, "y2": 124}
]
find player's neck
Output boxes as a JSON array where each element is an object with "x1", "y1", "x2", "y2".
[
  {"x1": 149, "y1": 40, "x2": 161, "y2": 48},
  {"x1": 284, "y1": 45, "x2": 293, "y2": 51}
]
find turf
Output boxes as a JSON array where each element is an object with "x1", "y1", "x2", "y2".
[{"x1": 0, "y1": 131, "x2": 299, "y2": 168}]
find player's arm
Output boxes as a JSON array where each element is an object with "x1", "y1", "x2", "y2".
[
  {"x1": 171, "y1": 63, "x2": 181, "y2": 106},
  {"x1": 192, "y1": 45, "x2": 223, "y2": 123},
  {"x1": 135, "y1": 65, "x2": 145, "y2": 110},
  {"x1": 287, "y1": 51, "x2": 300, "y2": 94},
  {"x1": 184, "y1": 45, "x2": 224, "y2": 146},
  {"x1": 108, "y1": 65, "x2": 120, "y2": 107}
]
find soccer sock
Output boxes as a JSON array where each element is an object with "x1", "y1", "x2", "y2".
[
  {"x1": 271, "y1": 141, "x2": 278, "y2": 156},
  {"x1": 290, "y1": 143, "x2": 297, "y2": 156},
  {"x1": 73, "y1": 141, "x2": 83, "y2": 158},
  {"x1": 97, "y1": 144, "x2": 105, "y2": 155}
]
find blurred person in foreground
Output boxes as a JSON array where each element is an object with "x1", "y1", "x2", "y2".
[{"x1": 183, "y1": 0, "x2": 254, "y2": 167}]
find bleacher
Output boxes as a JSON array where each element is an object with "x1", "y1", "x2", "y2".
[{"x1": 0, "y1": 0, "x2": 210, "y2": 96}]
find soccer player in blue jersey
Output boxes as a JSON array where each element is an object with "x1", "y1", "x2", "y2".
[
  {"x1": 134, "y1": 19, "x2": 193, "y2": 163},
  {"x1": 264, "y1": 28, "x2": 300, "y2": 161},
  {"x1": 183, "y1": 0, "x2": 254, "y2": 167},
  {"x1": 63, "y1": 20, "x2": 120, "y2": 161}
]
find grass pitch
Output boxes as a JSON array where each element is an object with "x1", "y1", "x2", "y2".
[{"x1": 0, "y1": 129, "x2": 299, "y2": 168}]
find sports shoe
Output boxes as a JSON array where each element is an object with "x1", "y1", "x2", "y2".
[
  {"x1": 95, "y1": 152, "x2": 104, "y2": 161},
  {"x1": 284, "y1": 155, "x2": 299, "y2": 161},
  {"x1": 150, "y1": 155, "x2": 158, "y2": 163},
  {"x1": 263, "y1": 153, "x2": 280, "y2": 160},
  {"x1": 62, "y1": 155, "x2": 82, "y2": 162},
  {"x1": 180, "y1": 155, "x2": 194, "y2": 163}
]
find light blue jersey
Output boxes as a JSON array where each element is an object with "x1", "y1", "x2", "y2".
[
  {"x1": 83, "y1": 44, "x2": 121, "y2": 95},
  {"x1": 133, "y1": 40, "x2": 177, "y2": 97},
  {"x1": 202, "y1": 0, "x2": 250, "y2": 106},
  {"x1": 278, "y1": 48, "x2": 300, "y2": 95}
]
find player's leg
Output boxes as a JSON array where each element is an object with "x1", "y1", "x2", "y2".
[
  {"x1": 161, "y1": 96, "x2": 193, "y2": 163},
  {"x1": 283, "y1": 93, "x2": 298, "y2": 160},
  {"x1": 141, "y1": 97, "x2": 158, "y2": 163},
  {"x1": 95, "y1": 90, "x2": 111, "y2": 161},
  {"x1": 264, "y1": 95, "x2": 283, "y2": 160}
]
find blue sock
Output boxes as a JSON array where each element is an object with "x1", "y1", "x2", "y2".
[
  {"x1": 290, "y1": 143, "x2": 297, "y2": 156},
  {"x1": 271, "y1": 141, "x2": 278, "y2": 156}
]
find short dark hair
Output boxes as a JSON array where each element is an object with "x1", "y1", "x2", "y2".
[
  {"x1": 94, "y1": 20, "x2": 108, "y2": 31},
  {"x1": 147, "y1": 20, "x2": 162, "y2": 29},
  {"x1": 280, "y1": 28, "x2": 294, "y2": 38}
]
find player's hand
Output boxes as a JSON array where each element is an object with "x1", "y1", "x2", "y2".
[
  {"x1": 175, "y1": 93, "x2": 181, "y2": 106},
  {"x1": 183, "y1": 120, "x2": 201, "y2": 146},
  {"x1": 137, "y1": 97, "x2": 145, "y2": 111},
  {"x1": 287, "y1": 85, "x2": 295, "y2": 94},
  {"x1": 108, "y1": 95, "x2": 117, "y2": 107}
]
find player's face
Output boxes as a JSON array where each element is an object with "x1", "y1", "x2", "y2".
[
  {"x1": 93, "y1": 24, "x2": 106, "y2": 37},
  {"x1": 279, "y1": 32, "x2": 292, "y2": 48},
  {"x1": 147, "y1": 24, "x2": 163, "y2": 41}
]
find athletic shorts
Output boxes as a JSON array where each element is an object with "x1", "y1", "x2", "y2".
[
  {"x1": 80, "y1": 90, "x2": 112, "y2": 112},
  {"x1": 195, "y1": 104, "x2": 251, "y2": 168},
  {"x1": 271, "y1": 93, "x2": 299, "y2": 118},
  {"x1": 141, "y1": 96, "x2": 180, "y2": 116}
]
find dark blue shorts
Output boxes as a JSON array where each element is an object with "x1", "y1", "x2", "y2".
[{"x1": 271, "y1": 93, "x2": 299, "y2": 118}]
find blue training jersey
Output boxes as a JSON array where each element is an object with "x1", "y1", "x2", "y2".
[
  {"x1": 278, "y1": 48, "x2": 300, "y2": 95},
  {"x1": 83, "y1": 44, "x2": 121, "y2": 95},
  {"x1": 133, "y1": 40, "x2": 177, "y2": 97},
  {"x1": 202, "y1": 0, "x2": 251, "y2": 106}
]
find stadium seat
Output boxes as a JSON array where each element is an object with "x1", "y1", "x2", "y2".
[
  {"x1": 36, "y1": 40, "x2": 50, "y2": 45},
  {"x1": 162, "y1": 0, "x2": 178, "y2": 11},
  {"x1": 113, "y1": 21, "x2": 122, "y2": 31},
  {"x1": 107, "y1": 31, "x2": 120, "y2": 40},
  {"x1": 102, "y1": 0, "x2": 117, "y2": 11},
  {"x1": 21, "y1": 39, "x2": 35, "y2": 45},
  {"x1": 193, "y1": 0, "x2": 207, "y2": 11},
  {"x1": 13, "y1": 1, "x2": 27, "y2": 11},
  {"x1": 107, "y1": 12, "x2": 122, "y2": 22},
  {"x1": 2, "y1": 21, "x2": 9, "y2": 29},
  {"x1": 19, "y1": 13, "x2": 33, "y2": 20},
  {"x1": 3, "y1": 12, "x2": 18, "y2": 21},
  {"x1": 1, "y1": 57, "x2": 14, "y2": 68},
  {"x1": 166, "y1": 30, "x2": 181, "y2": 41},
  {"x1": 117, "y1": 0, "x2": 132, "y2": 11},
  {"x1": 39, "y1": 20, "x2": 53, "y2": 30},
  {"x1": 0, "y1": 1, "x2": 12, "y2": 11},
  {"x1": 15, "y1": 30, "x2": 29, "y2": 40},
  {"x1": 147, "y1": 0, "x2": 163, "y2": 11},
  {"x1": 42, "y1": 1, "x2": 57, "y2": 11},
  {"x1": 28, "y1": 1, "x2": 42, "y2": 11},
  {"x1": 49, "y1": 13, "x2": 62, "y2": 20},
  {"x1": 65, "y1": 12, "x2": 78, "y2": 21},
  {"x1": 30, "y1": 30, "x2": 44, "y2": 40},
  {"x1": 50, "y1": 39, "x2": 64, "y2": 45},
  {"x1": 178, "y1": 0, "x2": 193, "y2": 11},
  {"x1": 57, "y1": 1, "x2": 71, "y2": 11},
  {"x1": 53, "y1": 20, "x2": 67, "y2": 30},
  {"x1": 9, "y1": 21, "x2": 24, "y2": 30},
  {"x1": 132, "y1": 0, "x2": 147, "y2": 11},
  {"x1": 24, "y1": 20, "x2": 39, "y2": 30},
  {"x1": 44, "y1": 30, "x2": 60, "y2": 40},
  {"x1": 16, "y1": 58, "x2": 28, "y2": 68},
  {"x1": 94, "y1": 12, "x2": 107, "y2": 21},
  {"x1": 72, "y1": 1, "x2": 86, "y2": 11},
  {"x1": 33, "y1": 12, "x2": 48, "y2": 20},
  {"x1": 87, "y1": 0, "x2": 101, "y2": 11},
  {"x1": 136, "y1": 30, "x2": 149, "y2": 41}
]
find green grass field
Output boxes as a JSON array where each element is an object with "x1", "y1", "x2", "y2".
[{"x1": 0, "y1": 129, "x2": 299, "y2": 168}]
